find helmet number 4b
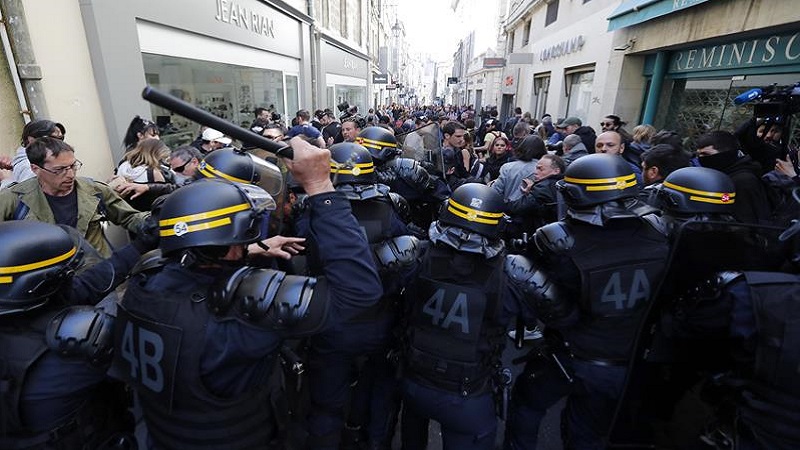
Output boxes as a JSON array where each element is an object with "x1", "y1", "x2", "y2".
[{"x1": 599, "y1": 269, "x2": 651, "y2": 311}]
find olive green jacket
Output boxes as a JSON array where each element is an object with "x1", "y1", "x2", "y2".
[{"x1": 0, "y1": 177, "x2": 147, "y2": 256}]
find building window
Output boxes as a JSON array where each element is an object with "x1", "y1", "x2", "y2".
[
  {"x1": 142, "y1": 54, "x2": 296, "y2": 148},
  {"x1": 545, "y1": 0, "x2": 559, "y2": 27},
  {"x1": 564, "y1": 68, "x2": 594, "y2": 122},
  {"x1": 523, "y1": 20, "x2": 531, "y2": 46},
  {"x1": 507, "y1": 30, "x2": 515, "y2": 54},
  {"x1": 533, "y1": 73, "x2": 550, "y2": 119}
]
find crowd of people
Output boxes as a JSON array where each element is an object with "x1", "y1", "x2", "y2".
[{"x1": 0, "y1": 97, "x2": 797, "y2": 450}]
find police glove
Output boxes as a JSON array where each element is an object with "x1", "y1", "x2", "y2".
[{"x1": 132, "y1": 215, "x2": 160, "y2": 254}]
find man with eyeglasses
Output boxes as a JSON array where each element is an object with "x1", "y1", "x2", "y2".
[{"x1": 0, "y1": 137, "x2": 147, "y2": 256}]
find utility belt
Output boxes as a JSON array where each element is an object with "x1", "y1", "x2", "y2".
[{"x1": 405, "y1": 347, "x2": 492, "y2": 396}]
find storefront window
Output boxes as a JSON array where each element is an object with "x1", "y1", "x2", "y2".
[
  {"x1": 333, "y1": 85, "x2": 366, "y2": 113},
  {"x1": 142, "y1": 53, "x2": 298, "y2": 148},
  {"x1": 565, "y1": 70, "x2": 594, "y2": 122},
  {"x1": 661, "y1": 74, "x2": 800, "y2": 150}
]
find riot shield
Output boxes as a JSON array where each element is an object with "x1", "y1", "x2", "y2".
[{"x1": 607, "y1": 220, "x2": 789, "y2": 448}]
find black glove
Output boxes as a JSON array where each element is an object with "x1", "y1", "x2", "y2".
[{"x1": 132, "y1": 215, "x2": 159, "y2": 253}]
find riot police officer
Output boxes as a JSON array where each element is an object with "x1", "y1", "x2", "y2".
[
  {"x1": 607, "y1": 168, "x2": 792, "y2": 448},
  {"x1": 0, "y1": 220, "x2": 154, "y2": 449},
  {"x1": 504, "y1": 154, "x2": 670, "y2": 449},
  {"x1": 357, "y1": 126, "x2": 450, "y2": 230},
  {"x1": 112, "y1": 139, "x2": 382, "y2": 449},
  {"x1": 658, "y1": 166, "x2": 738, "y2": 234},
  {"x1": 302, "y1": 141, "x2": 419, "y2": 449},
  {"x1": 401, "y1": 183, "x2": 522, "y2": 450}
]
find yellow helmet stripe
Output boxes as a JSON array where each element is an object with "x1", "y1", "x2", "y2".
[
  {"x1": 585, "y1": 180, "x2": 638, "y2": 191},
  {"x1": 159, "y1": 203, "x2": 250, "y2": 227},
  {"x1": 0, "y1": 246, "x2": 77, "y2": 275},
  {"x1": 564, "y1": 173, "x2": 637, "y2": 185},
  {"x1": 358, "y1": 137, "x2": 397, "y2": 148},
  {"x1": 688, "y1": 195, "x2": 736, "y2": 205},
  {"x1": 199, "y1": 162, "x2": 251, "y2": 185},
  {"x1": 159, "y1": 217, "x2": 233, "y2": 237},
  {"x1": 663, "y1": 181, "x2": 736, "y2": 200},
  {"x1": 0, "y1": 276, "x2": 12, "y2": 284},
  {"x1": 447, "y1": 198, "x2": 504, "y2": 225},
  {"x1": 330, "y1": 161, "x2": 375, "y2": 175}
]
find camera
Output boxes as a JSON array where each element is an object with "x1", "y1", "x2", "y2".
[{"x1": 337, "y1": 101, "x2": 350, "y2": 113}]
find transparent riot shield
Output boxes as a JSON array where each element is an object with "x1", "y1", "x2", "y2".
[{"x1": 607, "y1": 220, "x2": 790, "y2": 448}]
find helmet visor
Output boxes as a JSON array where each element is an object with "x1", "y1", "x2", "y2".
[
  {"x1": 247, "y1": 153, "x2": 284, "y2": 197},
  {"x1": 239, "y1": 183, "x2": 277, "y2": 213}
]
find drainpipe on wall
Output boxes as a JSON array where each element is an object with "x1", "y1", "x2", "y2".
[
  {"x1": 0, "y1": 0, "x2": 46, "y2": 122},
  {"x1": 641, "y1": 50, "x2": 668, "y2": 125},
  {"x1": 306, "y1": 0, "x2": 318, "y2": 110}
]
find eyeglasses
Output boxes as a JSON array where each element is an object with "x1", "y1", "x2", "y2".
[
  {"x1": 38, "y1": 160, "x2": 82, "y2": 176},
  {"x1": 171, "y1": 159, "x2": 192, "y2": 173}
]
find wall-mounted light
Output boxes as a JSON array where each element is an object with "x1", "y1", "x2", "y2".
[{"x1": 614, "y1": 38, "x2": 637, "y2": 52}]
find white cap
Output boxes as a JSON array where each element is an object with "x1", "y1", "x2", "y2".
[{"x1": 201, "y1": 128, "x2": 233, "y2": 145}]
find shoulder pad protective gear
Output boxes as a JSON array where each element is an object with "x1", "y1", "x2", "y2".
[
  {"x1": 373, "y1": 235, "x2": 422, "y2": 271},
  {"x1": 533, "y1": 222, "x2": 574, "y2": 254},
  {"x1": 46, "y1": 306, "x2": 115, "y2": 365},
  {"x1": 388, "y1": 192, "x2": 411, "y2": 223},
  {"x1": 504, "y1": 254, "x2": 570, "y2": 323},
  {"x1": 335, "y1": 183, "x2": 390, "y2": 202},
  {"x1": 208, "y1": 267, "x2": 328, "y2": 335}
]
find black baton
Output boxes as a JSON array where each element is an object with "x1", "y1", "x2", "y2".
[{"x1": 141, "y1": 86, "x2": 293, "y2": 160}]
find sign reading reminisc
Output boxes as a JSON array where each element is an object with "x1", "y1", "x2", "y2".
[
  {"x1": 539, "y1": 36, "x2": 585, "y2": 62},
  {"x1": 669, "y1": 31, "x2": 800, "y2": 74}
]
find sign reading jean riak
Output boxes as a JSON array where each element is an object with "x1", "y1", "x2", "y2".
[
  {"x1": 670, "y1": 32, "x2": 800, "y2": 74},
  {"x1": 215, "y1": 0, "x2": 275, "y2": 38}
]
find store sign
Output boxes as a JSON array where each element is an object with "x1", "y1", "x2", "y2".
[
  {"x1": 447, "y1": 77, "x2": 459, "y2": 85},
  {"x1": 386, "y1": 84, "x2": 397, "y2": 90},
  {"x1": 670, "y1": 31, "x2": 800, "y2": 74},
  {"x1": 373, "y1": 73, "x2": 389, "y2": 84},
  {"x1": 215, "y1": 0, "x2": 275, "y2": 38},
  {"x1": 483, "y1": 58, "x2": 506, "y2": 68},
  {"x1": 539, "y1": 36, "x2": 585, "y2": 62}
]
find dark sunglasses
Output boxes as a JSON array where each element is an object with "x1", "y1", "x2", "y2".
[{"x1": 172, "y1": 159, "x2": 192, "y2": 173}]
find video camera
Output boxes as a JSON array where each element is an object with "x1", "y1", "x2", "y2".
[{"x1": 734, "y1": 81, "x2": 800, "y2": 161}]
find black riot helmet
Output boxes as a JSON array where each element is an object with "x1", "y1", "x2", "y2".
[
  {"x1": 357, "y1": 127, "x2": 400, "y2": 163},
  {"x1": 659, "y1": 167, "x2": 736, "y2": 215},
  {"x1": 557, "y1": 154, "x2": 639, "y2": 207},
  {"x1": 195, "y1": 148, "x2": 283, "y2": 196},
  {"x1": 158, "y1": 179, "x2": 276, "y2": 255},
  {"x1": 438, "y1": 183, "x2": 505, "y2": 239},
  {"x1": 0, "y1": 221, "x2": 83, "y2": 315},
  {"x1": 329, "y1": 142, "x2": 377, "y2": 186}
]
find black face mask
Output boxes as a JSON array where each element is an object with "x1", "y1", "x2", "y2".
[{"x1": 698, "y1": 150, "x2": 739, "y2": 171}]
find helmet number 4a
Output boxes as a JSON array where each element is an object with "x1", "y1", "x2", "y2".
[{"x1": 600, "y1": 269, "x2": 651, "y2": 310}]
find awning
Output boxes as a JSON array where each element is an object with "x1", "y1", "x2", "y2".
[{"x1": 607, "y1": 0, "x2": 712, "y2": 31}]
